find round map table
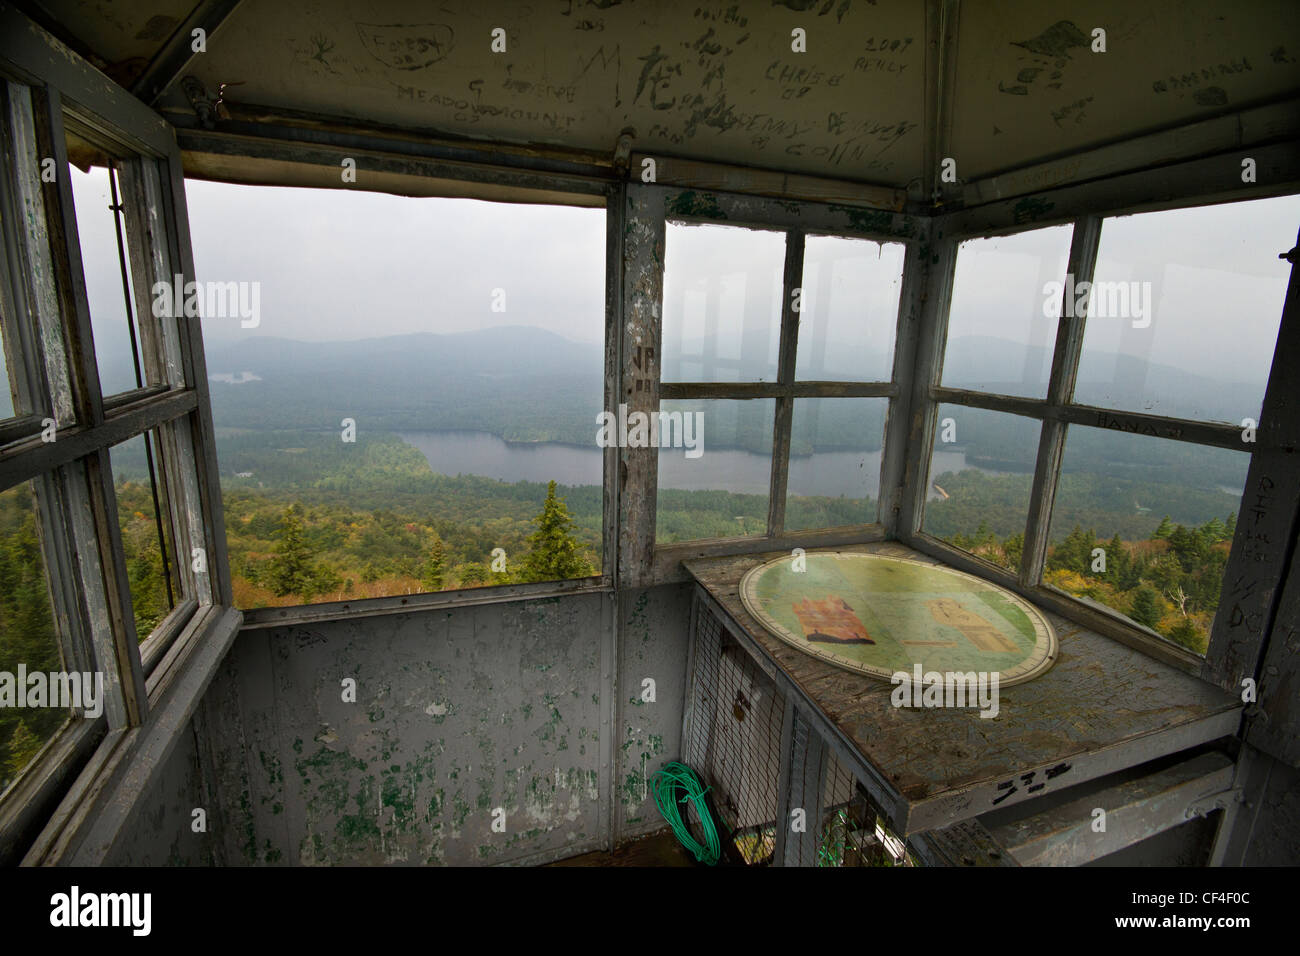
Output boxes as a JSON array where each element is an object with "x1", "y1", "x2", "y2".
[{"x1": 739, "y1": 551, "x2": 1057, "y2": 686}]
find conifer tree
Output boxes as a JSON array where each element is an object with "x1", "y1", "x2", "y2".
[
  {"x1": 421, "y1": 536, "x2": 447, "y2": 592},
  {"x1": 519, "y1": 481, "x2": 592, "y2": 583}
]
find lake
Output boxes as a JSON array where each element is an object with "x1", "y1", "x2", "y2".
[{"x1": 399, "y1": 430, "x2": 981, "y2": 499}]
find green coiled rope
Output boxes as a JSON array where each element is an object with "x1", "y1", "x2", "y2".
[{"x1": 650, "y1": 761, "x2": 722, "y2": 865}]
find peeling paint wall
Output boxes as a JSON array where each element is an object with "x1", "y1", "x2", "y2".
[
  {"x1": 195, "y1": 585, "x2": 693, "y2": 865},
  {"x1": 106, "y1": 722, "x2": 215, "y2": 866},
  {"x1": 617, "y1": 585, "x2": 692, "y2": 840}
]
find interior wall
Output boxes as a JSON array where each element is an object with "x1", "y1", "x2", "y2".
[{"x1": 140, "y1": 584, "x2": 693, "y2": 866}]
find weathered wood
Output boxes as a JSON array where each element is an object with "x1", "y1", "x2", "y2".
[
  {"x1": 0, "y1": 6, "x2": 173, "y2": 158},
  {"x1": 879, "y1": 233, "x2": 932, "y2": 535},
  {"x1": 602, "y1": 187, "x2": 622, "y2": 584},
  {"x1": 983, "y1": 751, "x2": 1236, "y2": 866},
  {"x1": 961, "y1": 99, "x2": 1300, "y2": 207},
  {"x1": 659, "y1": 184, "x2": 922, "y2": 242},
  {"x1": 897, "y1": 237, "x2": 956, "y2": 537},
  {"x1": 1204, "y1": 228, "x2": 1300, "y2": 700},
  {"x1": 160, "y1": 148, "x2": 235, "y2": 605},
  {"x1": 630, "y1": 152, "x2": 908, "y2": 212},
  {"x1": 0, "y1": 387, "x2": 198, "y2": 491},
  {"x1": 659, "y1": 381, "x2": 897, "y2": 401},
  {"x1": 30, "y1": 606, "x2": 242, "y2": 865},
  {"x1": 685, "y1": 541, "x2": 1241, "y2": 835},
  {"x1": 0, "y1": 717, "x2": 103, "y2": 865},
  {"x1": 911, "y1": 818, "x2": 1019, "y2": 866},
  {"x1": 1021, "y1": 216, "x2": 1101, "y2": 587},
  {"x1": 617, "y1": 183, "x2": 666, "y2": 587},
  {"x1": 130, "y1": 0, "x2": 245, "y2": 105},
  {"x1": 940, "y1": 141, "x2": 1300, "y2": 240},
  {"x1": 780, "y1": 708, "x2": 827, "y2": 866},
  {"x1": 767, "y1": 230, "x2": 804, "y2": 536},
  {"x1": 652, "y1": 523, "x2": 887, "y2": 585}
]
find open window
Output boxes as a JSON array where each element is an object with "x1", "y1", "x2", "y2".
[{"x1": 0, "y1": 45, "x2": 230, "y2": 859}]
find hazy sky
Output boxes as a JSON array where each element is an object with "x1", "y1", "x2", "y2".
[{"x1": 13, "y1": 171, "x2": 1297, "y2": 415}]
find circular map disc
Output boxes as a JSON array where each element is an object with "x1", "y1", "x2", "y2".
[{"x1": 739, "y1": 552, "x2": 1057, "y2": 686}]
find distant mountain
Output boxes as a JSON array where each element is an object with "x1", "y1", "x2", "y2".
[{"x1": 203, "y1": 326, "x2": 603, "y2": 444}]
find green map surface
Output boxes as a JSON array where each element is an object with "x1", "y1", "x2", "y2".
[{"x1": 739, "y1": 552, "x2": 1057, "y2": 685}]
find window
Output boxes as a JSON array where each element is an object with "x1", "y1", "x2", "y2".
[
  {"x1": 941, "y1": 224, "x2": 1072, "y2": 398},
  {"x1": 921, "y1": 195, "x2": 1298, "y2": 658},
  {"x1": 0, "y1": 67, "x2": 226, "y2": 857},
  {"x1": 655, "y1": 214, "x2": 908, "y2": 547},
  {"x1": 922, "y1": 404, "x2": 1039, "y2": 572},
  {"x1": 184, "y1": 180, "x2": 607, "y2": 608}
]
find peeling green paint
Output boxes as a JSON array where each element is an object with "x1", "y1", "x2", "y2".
[
  {"x1": 667, "y1": 190, "x2": 726, "y2": 219},
  {"x1": 1013, "y1": 196, "x2": 1055, "y2": 223}
]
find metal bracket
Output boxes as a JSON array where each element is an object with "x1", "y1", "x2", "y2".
[
  {"x1": 1185, "y1": 787, "x2": 1242, "y2": 821},
  {"x1": 180, "y1": 76, "x2": 216, "y2": 129}
]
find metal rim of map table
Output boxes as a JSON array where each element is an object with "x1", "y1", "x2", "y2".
[{"x1": 738, "y1": 551, "x2": 1058, "y2": 687}]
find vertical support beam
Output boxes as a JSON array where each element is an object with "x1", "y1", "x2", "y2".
[
  {"x1": 158, "y1": 148, "x2": 233, "y2": 605},
  {"x1": 880, "y1": 228, "x2": 933, "y2": 534},
  {"x1": 617, "y1": 184, "x2": 666, "y2": 587},
  {"x1": 1204, "y1": 224, "x2": 1300, "y2": 700},
  {"x1": 780, "y1": 708, "x2": 827, "y2": 867},
  {"x1": 602, "y1": 184, "x2": 623, "y2": 584},
  {"x1": 1020, "y1": 216, "x2": 1100, "y2": 587},
  {"x1": 767, "y1": 230, "x2": 804, "y2": 536},
  {"x1": 771, "y1": 695, "x2": 796, "y2": 866},
  {"x1": 897, "y1": 233, "x2": 957, "y2": 540},
  {"x1": 921, "y1": 0, "x2": 961, "y2": 208}
]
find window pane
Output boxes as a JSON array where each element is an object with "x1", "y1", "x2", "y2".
[
  {"x1": 1046, "y1": 427, "x2": 1249, "y2": 656},
  {"x1": 795, "y1": 236, "x2": 903, "y2": 382},
  {"x1": 0, "y1": 319, "x2": 16, "y2": 419},
  {"x1": 922, "y1": 404, "x2": 1040, "y2": 571},
  {"x1": 661, "y1": 222, "x2": 785, "y2": 383},
  {"x1": 0, "y1": 481, "x2": 70, "y2": 794},
  {"x1": 186, "y1": 181, "x2": 605, "y2": 606},
  {"x1": 656, "y1": 398, "x2": 774, "y2": 543},
  {"x1": 1073, "y1": 195, "x2": 1300, "y2": 423},
  {"x1": 941, "y1": 224, "x2": 1072, "y2": 398},
  {"x1": 65, "y1": 154, "x2": 143, "y2": 396},
  {"x1": 109, "y1": 432, "x2": 178, "y2": 639},
  {"x1": 785, "y1": 397, "x2": 887, "y2": 531}
]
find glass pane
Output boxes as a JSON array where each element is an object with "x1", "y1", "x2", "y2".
[
  {"x1": 109, "y1": 433, "x2": 178, "y2": 639},
  {"x1": 656, "y1": 398, "x2": 774, "y2": 543},
  {"x1": 795, "y1": 236, "x2": 904, "y2": 382},
  {"x1": 1, "y1": 481, "x2": 71, "y2": 794},
  {"x1": 941, "y1": 224, "x2": 1073, "y2": 398},
  {"x1": 661, "y1": 222, "x2": 785, "y2": 383},
  {"x1": 922, "y1": 404, "x2": 1040, "y2": 571},
  {"x1": 1047, "y1": 427, "x2": 1249, "y2": 656},
  {"x1": 785, "y1": 397, "x2": 887, "y2": 531},
  {"x1": 185, "y1": 181, "x2": 605, "y2": 606},
  {"x1": 65, "y1": 156, "x2": 144, "y2": 396},
  {"x1": 0, "y1": 320, "x2": 16, "y2": 419},
  {"x1": 1073, "y1": 194, "x2": 1300, "y2": 423}
]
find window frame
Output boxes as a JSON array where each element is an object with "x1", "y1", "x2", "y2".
[
  {"x1": 620, "y1": 183, "x2": 926, "y2": 584},
  {"x1": 0, "y1": 22, "x2": 233, "y2": 860},
  {"x1": 905, "y1": 190, "x2": 1300, "y2": 679}
]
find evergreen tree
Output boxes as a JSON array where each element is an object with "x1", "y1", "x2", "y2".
[
  {"x1": 421, "y1": 536, "x2": 447, "y2": 591},
  {"x1": 5, "y1": 720, "x2": 44, "y2": 780},
  {"x1": 459, "y1": 562, "x2": 489, "y2": 586},
  {"x1": 1129, "y1": 586, "x2": 1162, "y2": 629},
  {"x1": 519, "y1": 481, "x2": 593, "y2": 583},
  {"x1": 1153, "y1": 515, "x2": 1174, "y2": 539},
  {"x1": 267, "y1": 503, "x2": 316, "y2": 597}
]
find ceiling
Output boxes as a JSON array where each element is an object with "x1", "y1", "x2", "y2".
[{"x1": 27, "y1": 0, "x2": 1300, "y2": 193}]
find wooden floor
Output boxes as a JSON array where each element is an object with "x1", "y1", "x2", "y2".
[{"x1": 548, "y1": 829, "x2": 696, "y2": 867}]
